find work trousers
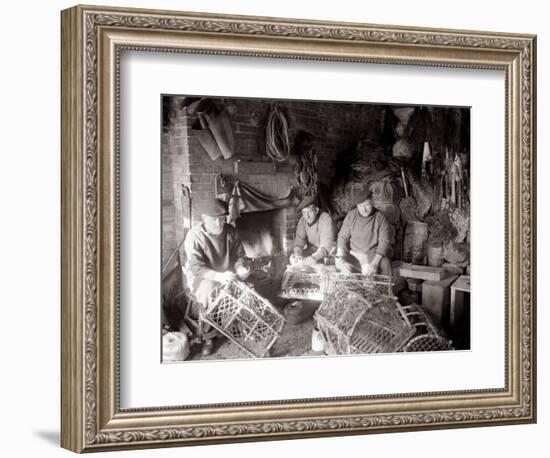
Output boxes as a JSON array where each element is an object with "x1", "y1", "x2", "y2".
[{"x1": 340, "y1": 252, "x2": 392, "y2": 276}]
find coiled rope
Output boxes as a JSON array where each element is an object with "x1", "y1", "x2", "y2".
[{"x1": 265, "y1": 105, "x2": 290, "y2": 162}]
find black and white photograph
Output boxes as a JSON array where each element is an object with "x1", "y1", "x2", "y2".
[{"x1": 161, "y1": 95, "x2": 471, "y2": 362}]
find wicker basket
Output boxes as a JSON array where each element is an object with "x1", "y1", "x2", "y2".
[
  {"x1": 401, "y1": 305, "x2": 453, "y2": 352},
  {"x1": 278, "y1": 268, "x2": 326, "y2": 301},
  {"x1": 202, "y1": 281, "x2": 285, "y2": 358},
  {"x1": 315, "y1": 285, "x2": 415, "y2": 355},
  {"x1": 323, "y1": 272, "x2": 393, "y2": 297},
  {"x1": 315, "y1": 282, "x2": 452, "y2": 356},
  {"x1": 279, "y1": 269, "x2": 393, "y2": 301}
]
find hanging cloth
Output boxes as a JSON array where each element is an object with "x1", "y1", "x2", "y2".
[{"x1": 228, "y1": 181, "x2": 296, "y2": 223}]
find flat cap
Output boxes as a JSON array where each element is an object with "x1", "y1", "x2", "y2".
[
  {"x1": 296, "y1": 195, "x2": 317, "y2": 212},
  {"x1": 201, "y1": 198, "x2": 228, "y2": 217},
  {"x1": 355, "y1": 187, "x2": 374, "y2": 204}
]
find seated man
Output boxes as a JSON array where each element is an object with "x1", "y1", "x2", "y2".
[
  {"x1": 184, "y1": 198, "x2": 250, "y2": 355},
  {"x1": 335, "y1": 189, "x2": 392, "y2": 276},
  {"x1": 292, "y1": 195, "x2": 335, "y2": 266}
]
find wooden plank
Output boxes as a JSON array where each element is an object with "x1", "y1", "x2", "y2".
[{"x1": 398, "y1": 264, "x2": 447, "y2": 281}]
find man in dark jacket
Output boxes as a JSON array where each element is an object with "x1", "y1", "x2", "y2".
[
  {"x1": 335, "y1": 190, "x2": 392, "y2": 276},
  {"x1": 184, "y1": 198, "x2": 249, "y2": 355}
]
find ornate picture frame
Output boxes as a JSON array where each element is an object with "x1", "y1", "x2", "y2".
[{"x1": 61, "y1": 4, "x2": 536, "y2": 453}]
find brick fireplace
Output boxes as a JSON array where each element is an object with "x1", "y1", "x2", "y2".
[
  {"x1": 162, "y1": 98, "x2": 299, "y2": 265},
  {"x1": 162, "y1": 93, "x2": 386, "y2": 265}
]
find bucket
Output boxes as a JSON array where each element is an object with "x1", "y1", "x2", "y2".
[
  {"x1": 427, "y1": 242, "x2": 443, "y2": 267},
  {"x1": 162, "y1": 331, "x2": 190, "y2": 362}
]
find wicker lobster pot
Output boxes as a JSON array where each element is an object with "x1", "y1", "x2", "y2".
[
  {"x1": 278, "y1": 267, "x2": 326, "y2": 301},
  {"x1": 323, "y1": 272, "x2": 393, "y2": 297},
  {"x1": 315, "y1": 283, "x2": 415, "y2": 355},
  {"x1": 400, "y1": 304, "x2": 453, "y2": 352},
  {"x1": 315, "y1": 277, "x2": 452, "y2": 356},
  {"x1": 279, "y1": 269, "x2": 393, "y2": 302},
  {"x1": 202, "y1": 281, "x2": 285, "y2": 358}
]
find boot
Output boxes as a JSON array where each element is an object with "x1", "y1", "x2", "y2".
[{"x1": 201, "y1": 338, "x2": 214, "y2": 357}]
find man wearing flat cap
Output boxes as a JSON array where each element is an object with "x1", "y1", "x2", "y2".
[
  {"x1": 292, "y1": 195, "x2": 335, "y2": 266},
  {"x1": 184, "y1": 198, "x2": 249, "y2": 355},
  {"x1": 335, "y1": 189, "x2": 392, "y2": 276}
]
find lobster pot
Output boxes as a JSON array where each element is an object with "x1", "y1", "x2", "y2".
[
  {"x1": 203, "y1": 281, "x2": 285, "y2": 358},
  {"x1": 324, "y1": 272, "x2": 393, "y2": 297},
  {"x1": 401, "y1": 305, "x2": 453, "y2": 352},
  {"x1": 315, "y1": 286, "x2": 415, "y2": 355},
  {"x1": 278, "y1": 268, "x2": 326, "y2": 301},
  {"x1": 280, "y1": 270, "x2": 394, "y2": 302}
]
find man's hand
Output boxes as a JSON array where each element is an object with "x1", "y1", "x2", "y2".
[
  {"x1": 235, "y1": 265, "x2": 250, "y2": 280},
  {"x1": 302, "y1": 256, "x2": 317, "y2": 267},
  {"x1": 215, "y1": 271, "x2": 237, "y2": 284},
  {"x1": 361, "y1": 263, "x2": 376, "y2": 277},
  {"x1": 289, "y1": 253, "x2": 303, "y2": 266},
  {"x1": 293, "y1": 246, "x2": 304, "y2": 257},
  {"x1": 335, "y1": 257, "x2": 352, "y2": 274},
  {"x1": 361, "y1": 256, "x2": 380, "y2": 277}
]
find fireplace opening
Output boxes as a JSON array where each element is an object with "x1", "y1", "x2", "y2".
[
  {"x1": 234, "y1": 209, "x2": 291, "y2": 300},
  {"x1": 235, "y1": 209, "x2": 285, "y2": 258}
]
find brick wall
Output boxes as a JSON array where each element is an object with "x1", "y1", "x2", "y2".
[
  {"x1": 162, "y1": 108, "x2": 192, "y2": 263},
  {"x1": 162, "y1": 95, "x2": 384, "y2": 264},
  {"x1": 221, "y1": 97, "x2": 383, "y2": 184}
]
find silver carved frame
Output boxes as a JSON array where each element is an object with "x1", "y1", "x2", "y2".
[{"x1": 61, "y1": 4, "x2": 537, "y2": 453}]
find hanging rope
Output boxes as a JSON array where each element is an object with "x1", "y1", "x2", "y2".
[
  {"x1": 293, "y1": 130, "x2": 319, "y2": 198},
  {"x1": 265, "y1": 105, "x2": 290, "y2": 162}
]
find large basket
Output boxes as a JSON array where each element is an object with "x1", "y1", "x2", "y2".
[
  {"x1": 315, "y1": 286, "x2": 414, "y2": 355},
  {"x1": 279, "y1": 269, "x2": 393, "y2": 301},
  {"x1": 401, "y1": 305, "x2": 453, "y2": 352},
  {"x1": 323, "y1": 272, "x2": 393, "y2": 297},
  {"x1": 202, "y1": 281, "x2": 285, "y2": 358},
  {"x1": 315, "y1": 282, "x2": 452, "y2": 356},
  {"x1": 278, "y1": 267, "x2": 326, "y2": 301}
]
